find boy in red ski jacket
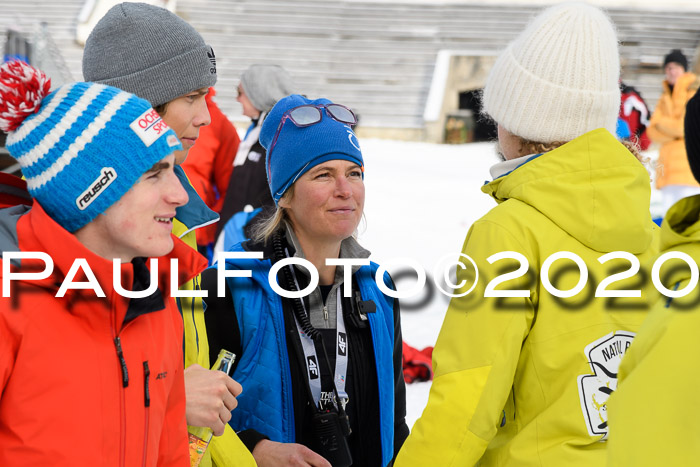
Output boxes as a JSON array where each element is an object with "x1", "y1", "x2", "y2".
[{"x1": 0, "y1": 61, "x2": 208, "y2": 466}]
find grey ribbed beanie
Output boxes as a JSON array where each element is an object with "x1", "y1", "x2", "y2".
[
  {"x1": 240, "y1": 64, "x2": 295, "y2": 113},
  {"x1": 82, "y1": 2, "x2": 217, "y2": 107},
  {"x1": 483, "y1": 2, "x2": 620, "y2": 143}
]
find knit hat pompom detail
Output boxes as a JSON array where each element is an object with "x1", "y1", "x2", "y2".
[
  {"x1": 0, "y1": 61, "x2": 51, "y2": 132},
  {"x1": 4, "y1": 63, "x2": 182, "y2": 232}
]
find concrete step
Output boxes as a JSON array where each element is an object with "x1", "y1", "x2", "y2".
[{"x1": 3, "y1": 0, "x2": 700, "y2": 137}]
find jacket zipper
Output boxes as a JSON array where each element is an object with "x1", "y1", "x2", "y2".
[
  {"x1": 322, "y1": 285, "x2": 331, "y2": 322},
  {"x1": 192, "y1": 275, "x2": 201, "y2": 353},
  {"x1": 112, "y1": 328, "x2": 128, "y2": 467},
  {"x1": 322, "y1": 284, "x2": 340, "y2": 322},
  {"x1": 142, "y1": 361, "x2": 150, "y2": 467},
  {"x1": 114, "y1": 337, "x2": 130, "y2": 387}
]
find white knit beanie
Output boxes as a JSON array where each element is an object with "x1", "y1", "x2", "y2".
[{"x1": 483, "y1": 2, "x2": 620, "y2": 143}]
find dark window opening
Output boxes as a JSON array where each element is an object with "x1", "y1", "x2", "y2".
[{"x1": 459, "y1": 90, "x2": 497, "y2": 142}]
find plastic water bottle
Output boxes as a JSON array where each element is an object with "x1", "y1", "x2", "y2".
[{"x1": 188, "y1": 349, "x2": 236, "y2": 467}]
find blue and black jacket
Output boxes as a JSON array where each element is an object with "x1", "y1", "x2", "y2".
[{"x1": 202, "y1": 234, "x2": 409, "y2": 466}]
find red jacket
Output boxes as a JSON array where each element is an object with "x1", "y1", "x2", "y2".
[
  {"x1": 0, "y1": 202, "x2": 207, "y2": 466},
  {"x1": 620, "y1": 83, "x2": 651, "y2": 151},
  {"x1": 181, "y1": 88, "x2": 240, "y2": 247},
  {"x1": 0, "y1": 172, "x2": 32, "y2": 208}
]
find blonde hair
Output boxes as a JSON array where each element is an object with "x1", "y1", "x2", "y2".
[
  {"x1": 518, "y1": 138, "x2": 649, "y2": 166},
  {"x1": 250, "y1": 182, "x2": 368, "y2": 245},
  {"x1": 250, "y1": 185, "x2": 295, "y2": 244}
]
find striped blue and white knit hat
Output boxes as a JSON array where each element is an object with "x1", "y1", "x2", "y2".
[{"x1": 0, "y1": 61, "x2": 182, "y2": 232}]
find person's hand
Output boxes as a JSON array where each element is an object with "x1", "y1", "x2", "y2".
[
  {"x1": 184, "y1": 363, "x2": 242, "y2": 436},
  {"x1": 252, "y1": 439, "x2": 331, "y2": 467}
]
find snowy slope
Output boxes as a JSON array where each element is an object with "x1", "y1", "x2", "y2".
[
  {"x1": 357, "y1": 139, "x2": 498, "y2": 428},
  {"x1": 358, "y1": 139, "x2": 497, "y2": 348}
]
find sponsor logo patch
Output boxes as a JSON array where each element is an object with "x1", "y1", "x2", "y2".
[
  {"x1": 338, "y1": 332, "x2": 347, "y2": 356},
  {"x1": 346, "y1": 127, "x2": 361, "y2": 151},
  {"x1": 319, "y1": 391, "x2": 334, "y2": 408},
  {"x1": 307, "y1": 356, "x2": 319, "y2": 379},
  {"x1": 207, "y1": 47, "x2": 217, "y2": 74},
  {"x1": 130, "y1": 108, "x2": 171, "y2": 147},
  {"x1": 577, "y1": 331, "x2": 635, "y2": 441},
  {"x1": 76, "y1": 167, "x2": 117, "y2": 210},
  {"x1": 167, "y1": 134, "x2": 179, "y2": 147}
]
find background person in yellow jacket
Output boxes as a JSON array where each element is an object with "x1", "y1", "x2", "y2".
[
  {"x1": 395, "y1": 3, "x2": 659, "y2": 466},
  {"x1": 648, "y1": 49, "x2": 700, "y2": 217},
  {"x1": 607, "y1": 90, "x2": 700, "y2": 467},
  {"x1": 82, "y1": 3, "x2": 254, "y2": 466}
]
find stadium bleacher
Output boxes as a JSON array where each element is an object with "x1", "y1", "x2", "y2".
[{"x1": 2, "y1": 0, "x2": 700, "y2": 143}]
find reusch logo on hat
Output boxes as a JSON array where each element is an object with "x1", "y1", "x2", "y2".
[
  {"x1": 130, "y1": 108, "x2": 171, "y2": 147},
  {"x1": 76, "y1": 167, "x2": 117, "y2": 211}
]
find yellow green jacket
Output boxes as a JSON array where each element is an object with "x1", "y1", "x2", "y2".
[
  {"x1": 396, "y1": 129, "x2": 658, "y2": 466},
  {"x1": 173, "y1": 167, "x2": 256, "y2": 467},
  {"x1": 608, "y1": 195, "x2": 700, "y2": 466}
]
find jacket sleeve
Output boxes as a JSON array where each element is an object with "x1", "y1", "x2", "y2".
[
  {"x1": 391, "y1": 296, "x2": 410, "y2": 459},
  {"x1": 212, "y1": 115, "x2": 240, "y2": 215},
  {"x1": 201, "y1": 267, "x2": 243, "y2": 371},
  {"x1": 647, "y1": 96, "x2": 678, "y2": 143},
  {"x1": 652, "y1": 116, "x2": 685, "y2": 140},
  {"x1": 209, "y1": 424, "x2": 257, "y2": 467},
  {"x1": 395, "y1": 220, "x2": 535, "y2": 466},
  {"x1": 649, "y1": 112, "x2": 685, "y2": 141},
  {"x1": 0, "y1": 310, "x2": 18, "y2": 394},
  {"x1": 202, "y1": 266, "x2": 271, "y2": 459},
  {"x1": 648, "y1": 86, "x2": 697, "y2": 142},
  {"x1": 608, "y1": 278, "x2": 700, "y2": 466}
]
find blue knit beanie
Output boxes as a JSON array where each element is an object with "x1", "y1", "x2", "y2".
[
  {"x1": 260, "y1": 94, "x2": 364, "y2": 204},
  {"x1": 0, "y1": 61, "x2": 182, "y2": 232}
]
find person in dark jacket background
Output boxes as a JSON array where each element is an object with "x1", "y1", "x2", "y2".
[
  {"x1": 203, "y1": 94, "x2": 409, "y2": 466},
  {"x1": 214, "y1": 64, "x2": 295, "y2": 254}
]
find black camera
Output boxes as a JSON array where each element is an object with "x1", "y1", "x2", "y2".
[{"x1": 313, "y1": 409, "x2": 353, "y2": 466}]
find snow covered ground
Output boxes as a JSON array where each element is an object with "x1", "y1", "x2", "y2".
[{"x1": 354, "y1": 138, "x2": 660, "y2": 428}]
